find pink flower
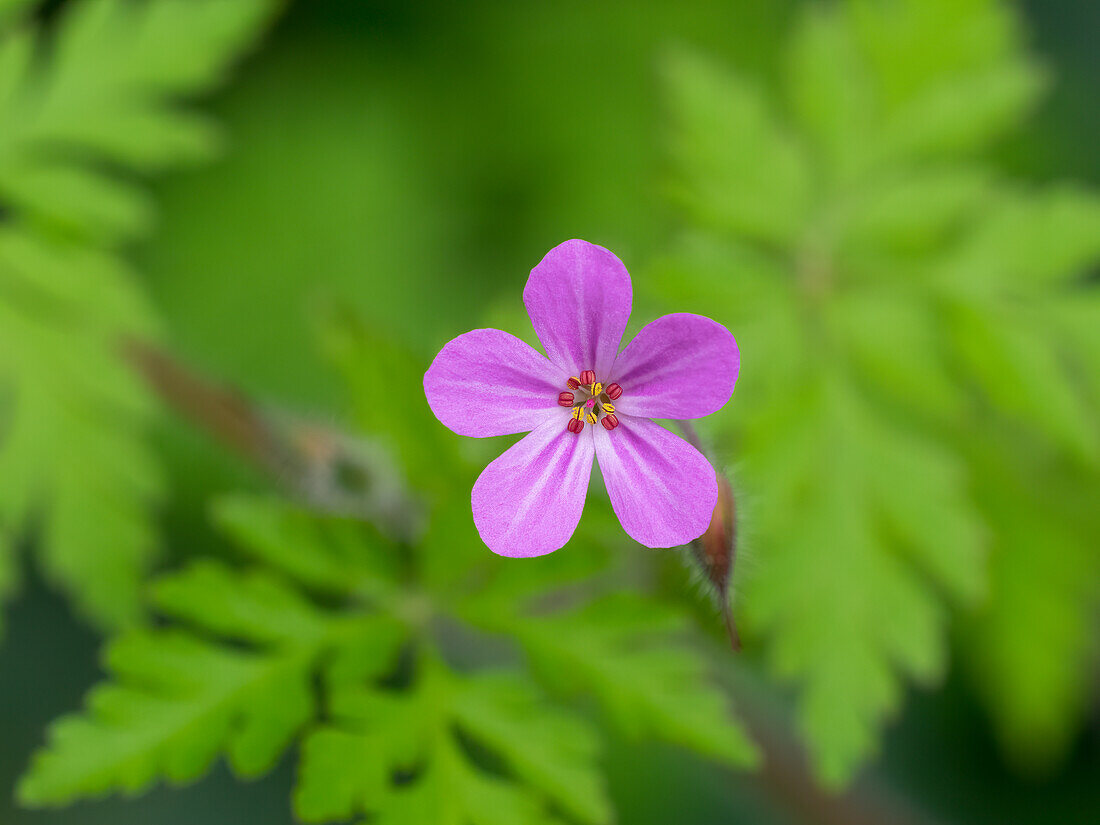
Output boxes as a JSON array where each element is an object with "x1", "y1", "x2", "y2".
[{"x1": 423, "y1": 239, "x2": 740, "y2": 557}]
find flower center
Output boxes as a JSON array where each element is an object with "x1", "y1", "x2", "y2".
[{"x1": 557, "y1": 369, "x2": 622, "y2": 433}]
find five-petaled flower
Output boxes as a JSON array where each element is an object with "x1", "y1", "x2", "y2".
[{"x1": 423, "y1": 239, "x2": 740, "y2": 557}]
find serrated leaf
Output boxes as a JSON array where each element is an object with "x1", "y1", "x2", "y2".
[
  {"x1": 18, "y1": 630, "x2": 314, "y2": 806},
  {"x1": 0, "y1": 231, "x2": 163, "y2": 628},
  {"x1": 663, "y1": 0, "x2": 1100, "y2": 783},
  {"x1": 20, "y1": 557, "x2": 407, "y2": 807},
  {"x1": 0, "y1": 0, "x2": 278, "y2": 632},
  {"x1": 451, "y1": 672, "x2": 611, "y2": 825},
  {"x1": 507, "y1": 594, "x2": 758, "y2": 769},
  {"x1": 296, "y1": 655, "x2": 590, "y2": 825},
  {"x1": 741, "y1": 374, "x2": 982, "y2": 786}
]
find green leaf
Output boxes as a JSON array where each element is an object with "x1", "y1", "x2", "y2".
[
  {"x1": 663, "y1": 0, "x2": 1100, "y2": 782},
  {"x1": 662, "y1": 47, "x2": 809, "y2": 245},
  {"x1": 0, "y1": 0, "x2": 276, "y2": 241},
  {"x1": 785, "y1": 2, "x2": 874, "y2": 184},
  {"x1": 296, "y1": 654, "x2": 599, "y2": 825},
  {"x1": 960, "y1": 437, "x2": 1100, "y2": 771},
  {"x1": 18, "y1": 629, "x2": 315, "y2": 805},
  {"x1": 0, "y1": 0, "x2": 278, "y2": 633},
  {"x1": 210, "y1": 494, "x2": 401, "y2": 596},
  {"x1": 945, "y1": 297, "x2": 1099, "y2": 464},
  {"x1": 19, "y1": 557, "x2": 407, "y2": 807},
  {"x1": 878, "y1": 61, "x2": 1045, "y2": 160},
  {"x1": 0, "y1": 231, "x2": 163, "y2": 629},
  {"x1": 509, "y1": 594, "x2": 758, "y2": 769},
  {"x1": 451, "y1": 672, "x2": 611, "y2": 825},
  {"x1": 740, "y1": 374, "x2": 982, "y2": 787}
]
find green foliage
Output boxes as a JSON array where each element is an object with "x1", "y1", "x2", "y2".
[
  {"x1": 660, "y1": 0, "x2": 1100, "y2": 785},
  {"x1": 20, "y1": 494, "x2": 756, "y2": 821},
  {"x1": 0, "y1": 0, "x2": 276, "y2": 630}
]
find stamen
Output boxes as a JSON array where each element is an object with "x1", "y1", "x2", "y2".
[
  {"x1": 579, "y1": 369, "x2": 596, "y2": 386},
  {"x1": 585, "y1": 410, "x2": 598, "y2": 425},
  {"x1": 605, "y1": 383, "x2": 622, "y2": 400},
  {"x1": 558, "y1": 391, "x2": 575, "y2": 407},
  {"x1": 601, "y1": 413, "x2": 619, "y2": 431},
  {"x1": 601, "y1": 401, "x2": 615, "y2": 413},
  {"x1": 567, "y1": 376, "x2": 581, "y2": 390},
  {"x1": 591, "y1": 381, "x2": 603, "y2": 396},
  {"x1": 570, "y1": 406, "x2": 583, "y2": 420},
  {"x1": 567, "y1": 417, "x2": 584, "y2": 434}
]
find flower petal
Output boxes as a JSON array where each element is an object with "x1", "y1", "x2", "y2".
[
  {"x1": 610, "y1": 313, "x2": 739, "y2": 420},
  {"x1": 425, "y1": 328, "x2": 566, "y2": 437},
  {"x1": 472, "y1": 418, "x2": 595, "y2": 557},
  {"x1": 524, "y1": 239, "x2": 632, "y2": 378},
  {"x1": 593, "y1": 415, "x2": 717, "y2": 548}
]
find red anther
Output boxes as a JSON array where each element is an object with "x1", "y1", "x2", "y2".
[
  {"x1": 566, "y1": 376, "x2": 581, "y2": 390},
  {"x1": 600, "y1": 413, "x2": 619, "y2": 431},
  {"x1": 558, "y1": 392, "x2": 575, "y2": 407},
  {"x1": 605, "y1": 383, "x2": 622, "y2": 400},
  {"x1": 567, "y1": 417, "x2": 584, "y2": 434},
  {"x1": 579, "y1": 369, "x2": 596, "y2": 386}
]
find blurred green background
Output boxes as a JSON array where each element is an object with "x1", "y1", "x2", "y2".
[{"x1": 1, "y1": 0, "x2": 1098, "y2": 823}]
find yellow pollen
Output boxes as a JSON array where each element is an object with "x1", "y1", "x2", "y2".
[
  {"x1": 585, "y1": 410, "x2": 598, "y2": 424},
  {"x1": 601, "y1": 402, "x2": 616, "y2": 413},
  {"x1": 591, "y1": 382, "x2": 603, "y2": 395},
  {"x1": 571, "y1": 407, "x2": 582, "y2": 420}
]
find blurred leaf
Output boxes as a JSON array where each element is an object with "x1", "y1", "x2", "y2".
[
  {"x1": 0, "y1": 0, "x2": 278, "y2": 633},
  {"x1": 0, "y1": 232, "x2": 162, "y2": 628},
  {"x1": 741, "y1": 374, "x2": 982, "y2": 786},
  {"x1": 662, "y1": 0, "x2": 1099, "y2": 783},
  {"x1": 508, "y1": 594, "x2": 758, "y2": 769},
  {"x1": 0, "y1": 0, "x2": 277, "y2": 241},
  {"x1": 320, "y1": 308, "x2": 464, "y2": 492},
  {"x1": 0, "y1": 0, "x2": 35, "y2": 29},
  {"x1": 211, "y1": 494, "x2": 401, "y2": 596},
  {"x1": 961, "y1": 438, "x2": 1100, "y2": 770},
  {"x1": 663, "y1": 48, "x2": 809, "y2": 245}
]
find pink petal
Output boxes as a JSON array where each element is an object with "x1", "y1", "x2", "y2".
[
  {"x1": 472, "y1": 418, "x2": 595, "y2": 557},
  {"x1": 610, "y1": 313, "x2": 739, "y2": 420},
  {"x1": 593, "y1": 415, "x2": 717, "y2": 548},
  {"x1": 425, "y1": 328, "x2": 566, "y2": 437},
  {"x1": 524, "y1": 239, "x2": 632, "y2": 378}
]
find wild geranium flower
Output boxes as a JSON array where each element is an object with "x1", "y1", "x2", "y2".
[{"x1": 424, "y1": 239, "x2": 740, "y2": 557}]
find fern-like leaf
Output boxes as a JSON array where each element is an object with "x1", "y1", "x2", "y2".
[
  {"x1": 660, "y1": 0, "x2": 1100, "y2": 784},
  {"x1": 0, "y1": 0, "x2": 277, "y2": 632}
]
